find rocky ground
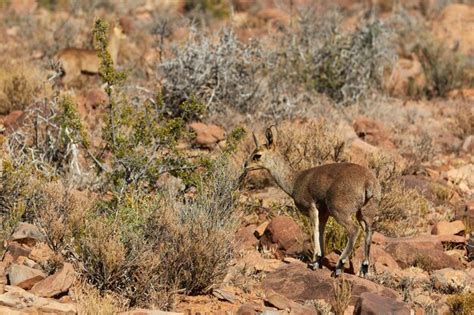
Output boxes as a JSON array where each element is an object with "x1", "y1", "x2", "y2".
[{"x1": 0, "y1": 0, "x2": 473, "y2": 314}]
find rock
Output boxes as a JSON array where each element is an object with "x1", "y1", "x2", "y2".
[
  {"x1": 321, "y1": 251, "x2": 354, "y2": 274},
  {"x1": 391, "y1": 267, "x2": 431, "y2": 288},
  {"x1": 29, "y1": 243, "x2": 55, "y2": 264},
  {"x1": 352, "y1": 244, "x2": 400, "y2": 275},
  {"x1": 254, "y1": 221, "x2": 269, "y2": 238},
  {"x1": 0, "y1": 285, "x2": 76, "y2": 313},
  {"x1": 31, "y1": 263, "x2": 75, "y2": 298},
  {"x1": 237, "y1": 251, "x2": 285, "y2": 273},
  {"x1": 85, "y1": 88, "x2": 108, "y2": 109},
  {"x1": 433, "y1": 4, "x2": 474, "y2": 56},
  {"x1": 354, "y1": 292, "x2": 411, "y2": 315},
  {"x1": 383, "y1": 235, "x2": 464, "y2": 270},
  {"x1": 3, "y1": 242, "x2": 32, "y2": 264},
  {"x1": 235, "y1": 224, "x2": 259, "y2": 250},
  {"x1": 10, "y1": 222, "x2": 45, "y2": 246},
  {"x1": 265, "y1": 291, "x2": 317, "y2": 315},
  {"x1": 7, "y1": 264, "x2": 46, "y2": 290},
  {"x1": 262, "y1": 263, "x2": 399, "y2": 305},
  {"x1": 0, "y1": 263, "x2": 7, "y2": 295},
  {"x1": 259, "y1": 216, "x2": 309, "y2": 258},
  {"x1": 212, "y1": 288, "x2": 237, "y2": 303},
  {"x1": 353, "y1": 116, "x2": 395, "y2": 149},
  {"x1": 431, "y1": 220, "x2": 465, "y2": 236},
  {"x1": 189, "y1": 122, "x2": 225, "y2": 148},
  {"x1": 118, "y1": 310, "x2": 183, "y2": 315},
  {"x1": 431, "y1": 268, "x2": 470, "y2": 293},
  {"x1": 445, "y1": 164, "x2": 474, "y2": 190},
  {"x1": 237, "y1": 304, "x2": 258, "y2": 315},
  {"x1": 400, "y1": 175, "x2": 454, "y2": 205}
]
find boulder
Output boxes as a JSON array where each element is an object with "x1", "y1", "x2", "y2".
[
  {"x1": 400, "y1": 175, "x2": 454, "y2": 205},
  {"x1": 189, "y1": 122, "x2": 226, "y2": 148},
  {"x1": 2, "y1": 110, "x2": 25, "y2": 132},
  {"x1": 265, "y1": 291, "x2": 318, "y2": 315},
  {"x1": 0, "y1": 285, "x2": 76, "y2": 313},
  {"x1": 2, "y1": 242, "x2": 32, "y2": 264},
  {"x1": 236, "y1": 251, "x2": 285, "y2": 273},
  {"x1": 431, "y1": 268, "x2": 470, "y2": 293},
  {"x1": 29, "y1": 243, "x2": 55, "y2": 264},
  {"x1": 353, "y1": 116, "x2": 395, "y2": 149},
  {"x1": 10, "y1": 222, "x2": 45, "y2": 246},
  {"x1": 384, "y1": 238, "x2": 463, "y2": 271},
  {"x1": 237, "y1": 304, "x2": 258, "y2": 315},
  {"x1": 262, "y1": 263, "x2": 399, "y2": 305},
  {"x1": 259, "y1": 216, "x2": 309, "y2": 258},
  {"x1": 445, "y1": 164, "x2": 474, "y2": 192},
  {"x1": 118, "y1": 310, "x2": 183, "y2": 315},
  {"x1": 235, "y1": 224, "x2": 259, "y2": 250},
  {"x1": 352, "y1": 244, "x2": 400, "y2": 275},
  {"x1": 354, "y1": 292, "x2": 411, "y2": 315},
  {"x1": 431, "y1": 220, "x2": 465, "y2": 236},
  {"x1": 31, "y1": 263, "x2": 75, "y2": 298},
  {"x1": 7, "y1": 264, "x2": 46, "y2": 290}
]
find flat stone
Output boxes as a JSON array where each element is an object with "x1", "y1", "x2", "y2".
[
  {"x1": 262, "y1": 263, "x2": 399, "y2": 305},
  {"x1": 31, "y1": 263, "x2": 75, "y2": 298},
  {"x1": 354, "y1": 292, "x2": 411, "y2": 315},
  {"x1": 7, "y1": 264, "x2": 46, "y2": 290}
]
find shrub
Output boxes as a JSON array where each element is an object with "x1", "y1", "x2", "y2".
[
  {"x1": 276, "y1": 119, "x2": 347, "y2": 172},
  {"x1": 447, "y1": 292, "x2": 474, "y2": 315},
  {"x1": 159, "y1": 28, "x2": 264, "y2": 115},
  {"x1": 368, "y1": 152, "x2": 430, "y2": 237},
  {"x1": 311, "y1": 20, "x2": 395, "y2": 105},
  {"x1": 332, "y1": 276, "x2": 352, "y2": 315},
  {"x1": 0, "y1": 63, "x2": 42, "y2": 114},
  {"x1": 416, "y1": 36, "x2": 473, "y2": 98}
]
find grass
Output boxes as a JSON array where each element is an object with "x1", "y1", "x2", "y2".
[{"x1": 447, "y1": 293, "x2": 474, "y2": 315}]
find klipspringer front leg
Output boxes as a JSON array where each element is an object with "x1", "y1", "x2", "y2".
[{"x1": 308, "y1": 204, "x2": 323, "y2": 270}]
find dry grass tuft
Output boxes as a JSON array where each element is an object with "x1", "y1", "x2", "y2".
[
  {"x1": 332, "y1": 275, "x2": 352, "y2": 315},
  {"x1": 0, "y1": 62, "x2": 43, "y2": 114}
]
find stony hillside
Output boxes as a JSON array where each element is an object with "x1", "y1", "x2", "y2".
[{"x1": 0, "y1": 0, "x2": 472, "y2": 314}]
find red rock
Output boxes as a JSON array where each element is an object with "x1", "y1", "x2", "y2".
[
  {"x1": 354, "y1": 292, "x2": 410, "y2": 315},
  {"x1": 235, "y1": 224, "x2": 258, "y2": 250},
  {"x1": 262, "y1": 263, "x2": 399, "y2": 305},
  {"x1": 10, "y1": 222, "x2": 45, "y2": 246},
  {"x1": 321, "y1": 251, "x2": 354, "y2": 274},
  {"x1": 431, "y1": 268, "x2": 470, "y2": 293},
  {"x1": 4, "y1": 242, "x2": 32, "y2": 263},
  {"x1": 31, "y1": 263, "x2": 75, "y2": 298},
  {"x1": 189, "y1": 122, "x2": 226, "y2": 148},
  {"x1": 385, "y1": 57, "x2": 425, "y2": 97},
  {"x1": 431, "y1": 220, "x2": 465, "y2": 236},
  {"x1": 384, "y1": 239, "x2": 463, "y2": 271},
  {"x1": 236, "y1": 304, "x2": 258, "y2": 315},
  {"x1": 85, "y1": 88, "x2": 108, "y2": 109},
  {"x1": 400, "y1": 175, "x2": 454, "y2": 205},
  {"x1": 29, "y1": 243, "x2": 55, "y2": 264},
  {"x1": 7, "y1": 264, "x2": 46, "y2": 290},
  {"x1": 353, "y1": 244, "x2": 400, "y2": 275},
  {"x1": 353, "y1": 116, "x2": 395, "y2": 150},
  {"x1": 265, "y1": 291, "x2": 317, "y2": 315},
  {"x1": 259, "y1": 216, "x2": 309, "y2": 258}
]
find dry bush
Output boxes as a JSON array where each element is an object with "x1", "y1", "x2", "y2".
[
  {"x1": 451, "y1": 102, "x2": 474, "y2": 139},
  {"x1": 0, "y1": 62, "x2": 43, "y2": 114},
  {"x1": 311, "y1": 20, "x2": 395, "y2": 105},
  {"x1": 394, "y1": 131, "x2": 437, "y2": 175},
  {"x1": 332, "y1": 276, "x2": 352, "y2": 315},
  {"x1": 447, "y1": 292, "x2": 474, "y2": 315},
  {"x1": 0, "y1": 155, "x2": 240, "y2": 309},
  {"x1": 72, "y1": 283, "x2": 124, "y2": 315},
  {"x1": 416, "y1": 37, "x2": 473, "y2": 98},
  {"x1": 368, "y1": 152, "x2": 430, "y2": 237},
  {"x1": 276, "y1": 119, "x2": 347, "y2": 172},
  {"x1": 159, "y1": 28, "x2": 264, "y2": 115}
]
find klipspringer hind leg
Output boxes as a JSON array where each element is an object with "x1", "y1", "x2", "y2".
[
  {"x1": 332, "y1": 211, "x2": 360, "y2": 277},
  {"x1": 308, "y1": 203, "x2": 322, "y2": 270},
  {"x1": 357, "y1": 200, "x2": 377, "y2": 277}
]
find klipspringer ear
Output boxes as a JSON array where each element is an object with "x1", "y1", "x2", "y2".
[{"x1": 265, "y1": 125, "x2": 277, "y2": 149}]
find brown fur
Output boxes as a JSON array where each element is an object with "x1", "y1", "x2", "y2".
[
  {"x1": 245, "y1": 126, "x2": 381, "y2": 277},
  {"x1": 56, "y1": 26, "x2": 124, "y2": 85}
]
